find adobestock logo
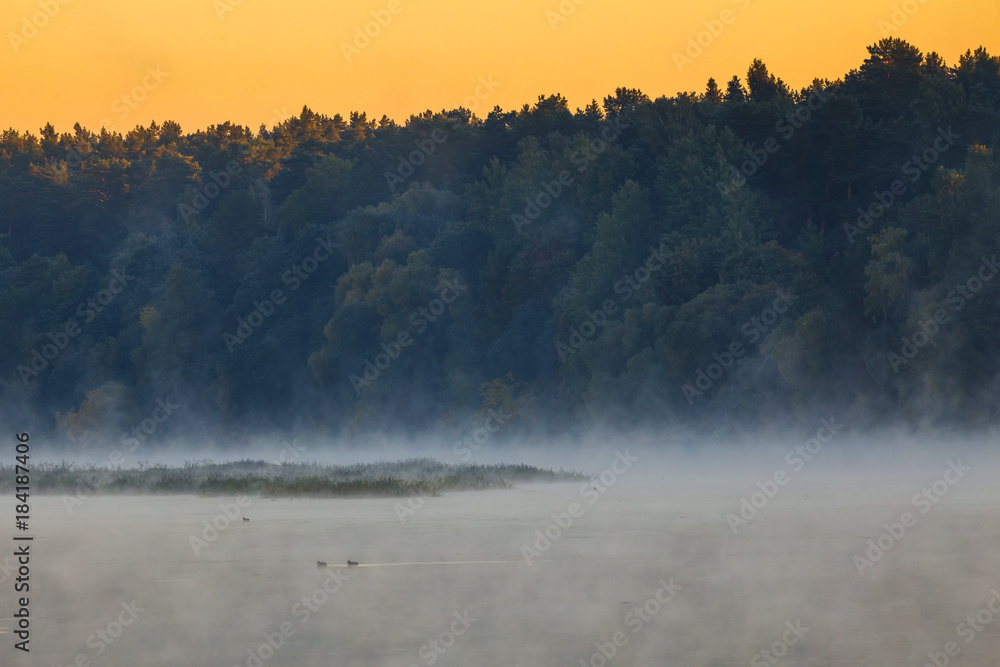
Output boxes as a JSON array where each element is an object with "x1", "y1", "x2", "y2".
[
  {"x1": 350, "y1": 277, "x2": 468, "y2": 394},
  {"x1": 17, "y1": 268, "x2": 135, "y2": 387},
  {"x1": 717, "y1": 87, "x2": 831, "y2": 200},
  {"x1": 521, "y1": 450, "x2": 637, "y2": 565},
  {"x1": 853, "y1": 459, "x2": 970, "y2": 576},
  {"x1": 545, "y1": 0, "x2": 587, "y2": 30},
  {"x1": 385, "y1": 129, "x2": 448, "y2": 193},
  {"x1": 512, "y1": 117, "x2": 627, "y2": 236},
  {"x1": 555, "y1": 242, "x2": 665, "y2": 363},
  {"x1": 97, "y1": 65, "x2": 169, "y2": 132},
  {"x1": 577, "y1": 577, "x2": 681, "y2": 667},
  {"x1": 672, "y1": 0, "x2": 752, "y2": 71},
  {"x1": 405, "y1": 610, "x2": 477, "y2": 667},
  {"x1": 750, "y1": 619, "x2": 809, "y2": 667},
  {"x1": 683, "y1": 288, "x2": 795, "y2": 405},
  {"x1": 7, "y1": 0, "x2": 71, "y2": 53},
  {"x1": 451, "y1": 407, "x2": 513, "y2": 463},
  {"x1": 189, "y1": 497, "x2": 253, "y2": 556},
  {"x1": 878, "y1": 0, "x2": 931, "y2": 36},
  {"x1": 178, "y1": 154, "x2": 245, "y2": 224},
  {"x1": 340, "y1": 0, "x2": 409, "y2": 63},
  {"x1": 887, "y1": 255, "x2": 999, "y2": 373},
  {"x1": 53, "y1": 600, "x2": 145, "y2": 667},
  {"x1": 224, "y1": 236, "x2": 339, "y2": 353},
  {"x1": 922, "y1": 589, "x2": 1000, "y2": 667},
  {"x1": 844, "y1": 127, "x2": 959, "y2": 244},
  {"x1": 726, "y1": 418, "x2": 842, "y2": 534},
  {"x1": 384, "y1": 75, "x2": 500, "y2": 193},
  {"x1": 214, "y1": 0, "x2": 246, "y2": 20}
]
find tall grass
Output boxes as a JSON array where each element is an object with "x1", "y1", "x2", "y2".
[{"x1": 0, "y1": 458, "x2": 586, "y2": 498}]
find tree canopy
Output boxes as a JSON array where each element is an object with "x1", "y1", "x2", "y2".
[{"x1": 3, "y1": 40, "x2": 1000, "y2": 448}]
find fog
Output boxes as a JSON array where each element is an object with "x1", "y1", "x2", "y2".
[
  {"x1": 5, "y1": 431, "x2": 1000, "y2": 667},
  {"x1": 3, "y1": 9, "x2": 999, "y2": 665}
]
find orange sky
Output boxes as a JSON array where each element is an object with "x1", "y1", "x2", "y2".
[{"x1": 2, "y1": 0, "x2": 999, "y2": 135}]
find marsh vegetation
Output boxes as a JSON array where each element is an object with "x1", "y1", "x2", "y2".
[{"x1": 0, "y1": 458, "x2": 586, "y2": 498}]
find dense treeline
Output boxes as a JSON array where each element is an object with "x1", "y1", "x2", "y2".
[{"x1": 2, "y1": 38, "x2": 999, "y2": 448}]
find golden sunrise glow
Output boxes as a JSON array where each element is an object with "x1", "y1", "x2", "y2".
[{"x1": 2, "y1": 0, "x2": 999, "y2": 133}]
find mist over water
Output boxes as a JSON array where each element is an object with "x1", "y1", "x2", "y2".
[
  {"x1": 4, "y1": 429, "x2": 999, "y2": 666},
  {"x1": 3, "y1": 5, "x2": 999, "y2": 664}
]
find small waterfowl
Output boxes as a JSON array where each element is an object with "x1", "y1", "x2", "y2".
[
  {"x1": 317, "y1": 561, "x2": 327, "y2": 568},
  {"x1": 242, "y1": 517, "x2": 250, "y2": 522},
  {"x1": 347, "y1": 560, "x2": 359, "y2": 567}
]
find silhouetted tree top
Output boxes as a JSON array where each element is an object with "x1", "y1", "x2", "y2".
[{"x1": 1, "y1": 39, "x2": 998, "y2": 440}]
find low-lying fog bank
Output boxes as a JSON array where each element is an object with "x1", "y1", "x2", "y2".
[{"x1": 3, "y1": 433, "x2": 999, "y2": 666}]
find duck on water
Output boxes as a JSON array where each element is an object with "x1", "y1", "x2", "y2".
[{"x1": 317, "y1": 560, "x2": 359, "y2": 568}]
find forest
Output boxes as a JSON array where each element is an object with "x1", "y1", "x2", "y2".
[{"x1": 2, "y1": 38, "x2": 999, "y2": 450}]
